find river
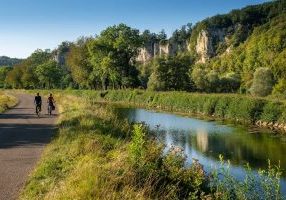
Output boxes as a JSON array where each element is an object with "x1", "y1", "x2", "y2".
[{"x1": 115, "y1": 107, "x2": 286, "y2": 194}]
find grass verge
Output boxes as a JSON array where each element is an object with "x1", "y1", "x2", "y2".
[
  {"x1": 20, "y1": 92, "x2": 284, "y2": 199},
  {"x1": 0, "y1": 91, "x2": 18, "y2": 112}
]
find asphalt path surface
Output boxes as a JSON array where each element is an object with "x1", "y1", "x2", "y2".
[{"x1": 0, "y1": 94, "x2": 57, "y2": 200}]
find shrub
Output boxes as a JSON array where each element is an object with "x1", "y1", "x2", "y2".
[
  {"x1": 206, "y1": 71, "x2": 220, "y2": 92},
  {"x1": 210, "y1": 157, "x2": 282, "y2": 200},
  {"x1": 219, "y1": 72, "x2": 241, "y2": 93},
  {"x1": 191, "y1": 65, "x2": 208, "y2": 91},
  {"x1": 250, "y1": 67, "x2": 274, "y2": 97},
  {"x1": 128, "y1": 124, "x2": 147, "y2": 167}
]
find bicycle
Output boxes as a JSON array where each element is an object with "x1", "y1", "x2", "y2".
[
  {"x1": 47, "y1": 103, "x2": 55, "y2": 115},
  {"x1": 35, "y1": 104, "x2": 41, "y2": 117}
]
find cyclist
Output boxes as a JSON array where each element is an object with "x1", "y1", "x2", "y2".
[
  {"x1": 47, "y1": 93, "x2": 55, "y2": 115},
  {"x1": 34, "y1": 93, "x2": 42, "y2": 113}
]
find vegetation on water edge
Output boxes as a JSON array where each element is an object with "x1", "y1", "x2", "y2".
[
  {"x1": 53, "y1": 90, "x2": 286, "y2": 130},
  {"x1": 0, "y1": 92, "x2": 18, "y2": 112},
  {"x1": 20, "y1": 92, "x2": 284, "y2": 199}
]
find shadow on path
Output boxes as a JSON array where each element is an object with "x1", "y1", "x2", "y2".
[
  {"x1": 0, "y1": 113, "x2": 58, "y2": 120},
  {"x1": 0, "y1": 123, "x2": 56, "y2": 149}
]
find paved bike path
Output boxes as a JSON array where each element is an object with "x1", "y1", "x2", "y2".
[{"x1": 0, "y1": 93, "x2": 57, "y2": 200}]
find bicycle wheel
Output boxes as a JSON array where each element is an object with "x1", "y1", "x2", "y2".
[
  {"x1": 36, "y1": 106, "x2": 40, "y2": 117},
  {"x1": 48, "y1": 105, "x2": 52, "y2": 115}
]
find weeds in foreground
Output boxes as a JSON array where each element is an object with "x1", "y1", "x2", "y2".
[
  {"x1": 210, "y1": 155, "x2": 283, "y2": 200},
  {"x1": 129, "y1": 124, "x2": 285, "y2": 200}
]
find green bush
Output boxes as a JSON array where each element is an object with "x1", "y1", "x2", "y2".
[{"x1": 250, "y1": 67, "x2": 274, "y2": 97}]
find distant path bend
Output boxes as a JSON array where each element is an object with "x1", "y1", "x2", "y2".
[{"x1": 0, "y1": 93, "x2": 57, "y2": 200}]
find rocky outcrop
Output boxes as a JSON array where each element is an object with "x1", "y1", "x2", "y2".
[
  {"x1": 195, "y1": 28, "x2": 229, "y2": 63},
  {"x1": 136, "y1": 40, "x2": 187, "y2": 64},
  {"x1": 194, "y1": 24, "x2": 248, "y2": 63},
  {"x1": 53, "y1": 51, "x2": 67, "y2": 66},
  {"x1": 195, "y1": 30, "x2": 214, "y2": 63},
  {"x1": 53, "y1": 42, "x2": 71, "y2": 66},
  {"x1": 136, "y1": 43, "x2": 155, "y2": 64},
  {"x1": 136, "y1": 25, "x2": 247, "y2": 64}
]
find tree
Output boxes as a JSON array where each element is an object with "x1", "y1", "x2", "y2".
[
  {"x1": 87, "y1": 24, "x2": 141, "y2": 90},
  {"x1": 5, "y1": 49, "x2": 52, "y2": 89},
  {"x1": 206, "y1": 70, "x2": 220, "y2": 92},
  {"x1": 67, "y1": 37, "x2": 93, "y2": 88},
  {"x1": 147, "y1": 55, "x2": 192, "y2": 91},
  {"x1": 148, "y1": 71, "x2": 165, "y2": 91},
  {"x1": 170, "y1": 23, "x2": 192, "y2": 44},
  {"x1": 250, "y1": 67, "x2": 274, "y2": 96},
  {"x1": 219, "y1": 72, "x2": 241, "y2": 93},
  {"x1": 191, "y1": 64, "x2": 208, "y2": 91},
  {"x1": 29, "y1": 49, "x2": 52, "y2": 66},
  {"x1": 0, "y1": 67, "x2": 11, "y2": 88},
  {"x1": 35, "y1": 61, "x2": 63, "y2": 89},
  {"x1": 5, "y1": 66, "x2": 23, "y2": 88},
  {"x1": 158, "y1": 29, "x2": 167, "y2": 41},
  {"x1": 141, "y1": 30, "x2": 158, "y2": 45}
]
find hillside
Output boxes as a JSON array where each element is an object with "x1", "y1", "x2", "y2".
[
  {"x1": 189, "y1": 0, "x2": 286, "y2": 61},
  {"x1": 0, "y1": 56, "x2": 22, "y2": 67},
  {"x1": 205, "y1": 13, "x2": 286, "y2": 89}
]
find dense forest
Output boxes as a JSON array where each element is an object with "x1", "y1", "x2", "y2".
[{"x1": 2, "y1": 0, "x2": 286, "y2": 97}]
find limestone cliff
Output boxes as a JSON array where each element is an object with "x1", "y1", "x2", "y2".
[
  {"x1": 53, "y1": 42, "x2": 71, "y2": 66},
  {"x1": 195, "y1": 30, "x2": 214, "y2": 63},
  {"x1": 136, "y1": 24, "x2": 247, "y2": 64},
  {"x1": 195, "y1": 28, "x2": 230, "y2": 63},
  {"x1": 193, "y1": 23, "x2": 249, "y2": 63},
  {"x1": 136, "y1": 40, "x2": 187, "y2": 64}
]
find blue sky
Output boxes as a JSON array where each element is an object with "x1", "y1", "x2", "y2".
[{"x1": 0, "y1": 0, "x2": 269, "y2": 58}]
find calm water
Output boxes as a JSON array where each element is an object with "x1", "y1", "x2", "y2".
[{"x1": 116, "y1": 107, "x2": 286, "y2": 194}]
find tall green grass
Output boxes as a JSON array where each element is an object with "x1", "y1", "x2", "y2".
[
  {"x1": 20, "y1": 92, "x2": 284, "y2": 199},
  {"x1": 58, "y1": 89, "x2": 286, "y2": 127}
]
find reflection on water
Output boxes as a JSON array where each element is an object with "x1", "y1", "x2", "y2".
[
  {"x1": 196, "y1": 130, "x2": 208, "y2": 153},
  {"x1": 116, "y1": 107, "x2": 286, "y2": 194}
]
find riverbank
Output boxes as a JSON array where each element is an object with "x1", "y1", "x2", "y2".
[
  {"x1": 20, "y1": 92, "x2": 283, "y2": 199},
  {"x1": 57, "y1": 90, "x2": 286, "y2": 133},
  {"x1": 20, "y1": 93, "x2": 208, "y2": 199},
  {"x1": 0, "y1": 92, "x2": 18, "y2": 113}
]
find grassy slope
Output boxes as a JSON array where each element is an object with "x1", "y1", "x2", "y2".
[
  {"x1": 0, "y1": 92, "x2": 18, "y2": 112},
  {"x1": 20, "y1": 91, "x2": 283, "y2": 200},
  {"x1": 21, "y1": 92, "x2": 209, "y2": 199},
  {"x1": 20, "y1": 94, "x2": 140, "y2": 199}
]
